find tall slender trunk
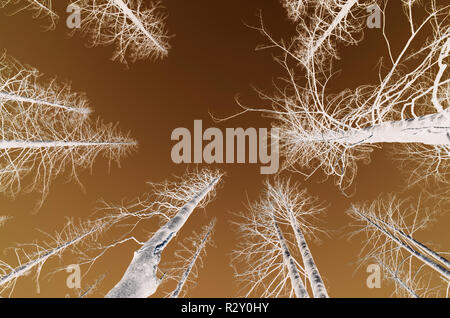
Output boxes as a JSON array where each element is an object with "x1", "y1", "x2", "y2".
[
  {"x1": 105, "y1": 177, "x2": 220, "y2": 298},
  {"x1": 309, "y1": 0, "x2": 358, "y2": 58},
  {"x1": 0, "y1": 140, "x2": 136, "y2": 149},
  {"x1": 351, "y1": 207, "x2": 450, "y2": 280},
  {"x1": 317, "y1": 108, "x2": 450, "y2": 146},
  {"x1": 0, "y1": 92, "x2": 91, "y2": 115},
  {"x1": 170, "y1": 221, "x2": 215, "y2": 298},
  {"x1": 377, "y1": 258, "x2": 420, "y2": 298},
  {"x1": 0, "y1": 216, "x2": 9, "y2": 227},
  {"x1": 0, "y1": 225, "x2": 100, "y2": 288},
  {"x1": 31, "y1": 0, "x2": 58, "y2": 18},
  {"x1": 287, "y1": 208, "x2": 328, "y2": 298},
  {"x1": 112, "y1": 0, "x2": 167, "y2": 54},
  {"x1": 376, "y1": 216, "x2": 450, "y2": 269},
  {"x1": 271, "y1": 213, "x2": 309, "y2": 298}
]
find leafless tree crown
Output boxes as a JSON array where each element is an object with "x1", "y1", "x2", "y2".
[
  {"x1": 72, "y1": 0, "x2": 171, "y2": 65},
  {"x1": 232, "y1": 179, "x2": 328, "y2": 297},
  {"x1": 0, "y1": 0, "x2": 58, "y2": 29},
  {"x1": 235, "y1": 0, "x2": 450, "y2": 190},
  {"x1": 0, "y1": 53, "x2": 137, "y2": 210},
  {"x1": 348, "y1": 194, "x2": 450, "y2": 297}
]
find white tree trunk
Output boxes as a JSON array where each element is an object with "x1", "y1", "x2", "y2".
[
  {"x1": 0, "y1": 92, "x2": 91, "y2": 115},
  {"x1": 376, "y1": 216, "x2": 450, "y2": 269},
  {"x1": 351, "y1": 207, "x2": 450, "y2": 280},
  {"x1": 112, "y1": 0, "x2": 168, "y2": 54},
  {"x1": 321, "y1": 109, "x2": 450, "y2": 146},
  {"x1": 105, "y1": 177, "x2": 220, "y2": 298},
  {"x1": 0, "y1": 140, "x2": 136, "y2": 149},
  {"x1": 288, "y1": 211, "x2": 328, "y2": 298},
  {"x1": 271, "y1": 214, "x2": 309, "y2": 298},
  {"x1": 0, "y1": 225, "x2": 99, "y2": 288}
]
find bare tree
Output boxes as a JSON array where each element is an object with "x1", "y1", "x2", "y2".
[
  {"x1": 78, "y1": 273, "x2": 107, "y2": 298},
  {"x1": 0, "y1": 52, "x2": 92, "y2": 117},
  {"x1": 0, "y1": 217, "x2": 112, "y2": 296},
  {"x1": 237, "y1": 0, "x2": 449, "y2": 190},
  {"x1": 72, "y1": 0, "x2": 170, "y2": 65},
  {"x1": 266, "y1": 180, "x2": 329, "y2": 297},
  {"x1": 105, "y1": 169, "x2": 222, "y2": 298},
  {"x1": 0, "y1": 53, "x2": 136, "y2": 210},
  {"x1": 0, "y1": 169, "x2": 222, "y2": 297},
  {"x1": 166, "y1": 218, "x2": 216, "y2": 298},
  {"x1": 348, "y1": 194, "x2": 450, "y2": 297},
  {"x1": 280, "y1": 0, "x2": 369, "y2": 67},
  {"x1": 0, "y1": 1, "x2": 170, "y2": 65},
  {"x1": 231, "y1": 179, "x2": 328, "y2": 298},
  {"x1": 0, "y1": 0, "x2": 58, "y2": 29},
  {"x1": 0, "y1": 107, "x2": 137, "y2": 210},
  {"x1": 0, "y1": 188, "x2": 154, "y2": 296}
]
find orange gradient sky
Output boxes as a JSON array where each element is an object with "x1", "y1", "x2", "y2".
[{"x1": 0, "y1": 0, "x2": 448, "y2": 298}]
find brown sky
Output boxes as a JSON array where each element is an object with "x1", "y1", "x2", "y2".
[{"x1": 0, "y1": 0, "x2": 448, "y2": 298}]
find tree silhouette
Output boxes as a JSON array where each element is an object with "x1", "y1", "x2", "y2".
[
  {"x1": 0, "y1": 169, "x2": 222, "y2": 297},
  {"x1": 0, "y1": 53, "x2": 136, "y2": 210},
  {"x1": 0, "y1": 0, "x2": 58, "y2": 29},
  {"x1": 238, "y1": 0, "x2": 449, "y2": 190},
  {"x1": 348, "y1": 194, "x2": 450, "y2": 297},
  {"x1": 232, "y1": 179, "x2": 328, "y2": 297},
  {"x1": 166, "y1": 218, "x2": 216, "y2": 298},
  {"x1": 72, "y1": 0, "x2": 170, "y2": 65}
]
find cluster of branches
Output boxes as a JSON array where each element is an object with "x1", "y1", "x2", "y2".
[
  {"x1": 272, "y1": 0, "x2": 450, "y2": 298},
  {"x1": 72, "y1": 0, "x2": 170, "y2": 65},
  {"x1": 0, "y1": 217, "x2": 110, "y2": 296},
  {"x1": 239, "y1": 0, "x2": 450, "y2": 191},
  {"x1": 162, "y1": 218, "x2": 216, "y2": 298},
  {"x1": 280, "y1": 0, "x2": 370, "y2": 67},
  {"x1": 0, "y1": 169, "x2": 221, "y2": 298},
  {"x1": 348, "y1": 193, "x2": 450, "y2": 297},
  {"x1": 0, "y1": 52, "x2": 91, "y2": 116},
  {"x1": 78, "y1": 273, "x2": 108, "y2": 298},
  {"x1": 0, "y1": 52, "x2": 136, "y2": 210},
  {"x1": 232, "y1": 178, "x2": 329, "y2": 298},
  {"x1": 0, "y1": 0, "x2": 170, "y2": 65},
  {"x1": 0, "y1": 0, "x2": 58, "y2": 30}
]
